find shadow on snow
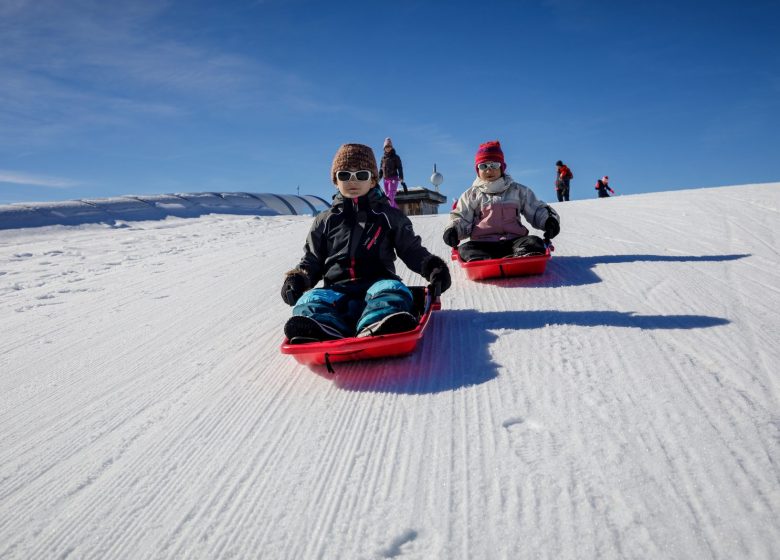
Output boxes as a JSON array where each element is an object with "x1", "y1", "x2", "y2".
[
  {"x1": 309, "y1": 308, "x2": 730, "y2": 395},
  {"x1": 478, "y1": 253, "x2": 751, "y2": 288}
]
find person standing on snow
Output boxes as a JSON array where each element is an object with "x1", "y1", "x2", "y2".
[
  {"x1": 378, "y1": 137, "x2": 407, "y2": 208},
  {"x1": 442, "y1": 140, "x2": 560, "y2": 262},
  {"x1": 595, "y1": 176, "x2": 615, "y2": 198},
  {"x1": 555, "y1": 160, "x2": 573, "y2": 202},
  {"x1": 280, "y1": 143, "x2": 450, "y2": 343}
]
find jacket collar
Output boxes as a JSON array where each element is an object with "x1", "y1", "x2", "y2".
[
  {"x1": 332, "y1": 185, "x2": 387, "y2": 209},
  {"x1": 472, "y1": 174, "x2": 514, "y2": 195}
]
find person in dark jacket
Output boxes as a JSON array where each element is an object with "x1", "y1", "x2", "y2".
[
  {"x1": 378, "y1": 137, "x2": 407, "y2": 208},
  {"x1": 442, "y1": 141, "x2": 560, "y2": 262},
  {"x1": 281, "y1": 143, "x2": 450, "y2": 343},
  {"x1": 555, "y1": 160, "x2": 573, "y2": 202},
  {"x1": 595, "y1": 176, "x2": 615, "y2": 198}
]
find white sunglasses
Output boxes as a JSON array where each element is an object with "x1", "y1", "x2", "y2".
[
  {"x1": 336, "y1": 170, "x2": 373, "y2": 182},
  {"x1": 477, "y1": 162, "x2": 502, "y2": 171}
]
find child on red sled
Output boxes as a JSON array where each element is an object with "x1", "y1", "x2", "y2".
[
  {"x1": 281, "y1": 143, "x2": 451, "y2": 343},
  {"x1": 443, "y1": 140, "x2": 561, "y2": 262}
]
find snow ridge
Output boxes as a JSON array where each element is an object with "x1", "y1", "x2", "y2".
[{"x1": 0, "y1": 192, "x2": 329, "y2": 230}]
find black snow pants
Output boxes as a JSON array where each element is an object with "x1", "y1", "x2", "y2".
[{"x1": 458, "y1": 235, "x2": 546, "y2": 262}]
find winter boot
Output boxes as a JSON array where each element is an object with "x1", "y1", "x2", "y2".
[
  {"x1": 512, "y1": 236, "x2": 546, "y2": 257},
  {"x1": 356, "y1": 311, "x2": 418, "y2": 338},
  {"x1": 284, "y1": 316, "x2": 345, "y2": 344}
]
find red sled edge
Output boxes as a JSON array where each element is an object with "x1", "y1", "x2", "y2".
[
  {"x1": 280, "y1": 286, "x2": 441, "y2": 367},
  {"x1": 451, "y1": 247, "x2": 551, "y2": 280}
]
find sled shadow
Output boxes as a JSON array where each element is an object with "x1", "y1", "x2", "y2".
[
  {"x1": 479, "y1": 253, "x2": 751, "y2": 288},
  {"x1": 310, "y1": 308, "x2": 730, "y2": 395}
]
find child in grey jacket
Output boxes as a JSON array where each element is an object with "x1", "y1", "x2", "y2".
[{"x1": 443, "y1": 140, "x2": 560, "y2": 262}]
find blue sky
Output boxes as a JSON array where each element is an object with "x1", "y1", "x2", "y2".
[{"x1": 1, "y1": 0, "x2": 778, "y2": 206}]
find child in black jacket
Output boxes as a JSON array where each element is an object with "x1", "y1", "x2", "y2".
[
  {"x1": 595, "y1": 176, "x2": 615, "y2": 198},
  {"x1": 281, "y1": 143, "x2": 450, "y2": 343}
]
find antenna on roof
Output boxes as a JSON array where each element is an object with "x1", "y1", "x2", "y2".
[{"x1": 430, "y1": 164, "x2": 444, "y2": 192}]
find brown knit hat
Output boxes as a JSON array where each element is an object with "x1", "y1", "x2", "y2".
[{"x1": 330, "y1": 143, "x2": 379, "y2": 184}]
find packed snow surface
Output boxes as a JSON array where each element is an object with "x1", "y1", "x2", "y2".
[{"x1": 1, "y1": 184, "x2": 779, "y2": 559}]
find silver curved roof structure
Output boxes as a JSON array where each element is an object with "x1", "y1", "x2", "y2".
[{"x1": 0, "y1": 192, "x2": 332, "y2": 230}]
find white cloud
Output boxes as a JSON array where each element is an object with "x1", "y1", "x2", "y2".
[
  {"x1": 0, "y1": 170, "x2": 79, "y2": 188},
  {"x1": 0, "y1": 0, "x2": 342, "y2": 145}
]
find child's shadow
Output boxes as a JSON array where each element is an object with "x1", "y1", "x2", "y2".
[
  {"x1": 311, "y1": 308, "x2": 729, "y2": 394},
  {"x1": 480, "y1": 253, "x2": 751, "y2": 288}
]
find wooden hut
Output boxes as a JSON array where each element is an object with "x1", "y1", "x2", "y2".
[{"x1": 394, "y1": 187, "x2": 447, "y2": 216}]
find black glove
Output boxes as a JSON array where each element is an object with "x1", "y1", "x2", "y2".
[
  {"x1": 422, "y1": 255, "x2": 451, "y2": 294},
  {"x1": 281, "y1": 269, "x2": 310, "y2": 306},
  {"x1": 442, "y1": 226, "x2": 459, "y2": 248},
  {"x1": 401, "y1": 181, "x2": 408, "y2": 193},
  {"x1": 428, "y1": 265, "x2": 451, "y2": 295},
  {"x1": 544, "y1": 216, "x2": 560, "y2": 240}
]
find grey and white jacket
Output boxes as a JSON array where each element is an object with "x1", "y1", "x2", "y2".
[{"x1": 448, "y1": 174, "x2": 559, "y2": 242}]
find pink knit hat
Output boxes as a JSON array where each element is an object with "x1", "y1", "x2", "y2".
[{"x1": 474, "y1": 140, "x2": 506, "y2": 173}]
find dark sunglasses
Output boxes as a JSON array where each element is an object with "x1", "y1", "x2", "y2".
[
  {"x1": 336, "y1": 170, "x2": 372, "y2": 182},
  {"x1": 477, "y1": 162, "x2": 502, "y2": 171}
]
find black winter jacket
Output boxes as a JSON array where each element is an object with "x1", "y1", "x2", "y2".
[
  {"x1": 296, "y1": 186, "x2": 434, "y2": 287},
  {"x1": 379, "y1": 149, "x2": 404, "y2": 180}
]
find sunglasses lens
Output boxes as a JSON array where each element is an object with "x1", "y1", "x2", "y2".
[{"x1": 336, "y1": 170, "x2": 372, "y2": 181}]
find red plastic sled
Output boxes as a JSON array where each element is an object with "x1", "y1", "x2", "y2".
[
  {"x1": 451, "y1": 247, "x2": 551, "y2": 281},
  {"x1": 280, "y1": 286, "x2": 440, "y2": 370}
]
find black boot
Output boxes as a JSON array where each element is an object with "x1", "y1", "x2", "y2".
[
  {"x1": 512, "y1": 236, "x2": 546, "y2": 257},
  {"x1": 284, "y1": 316, "x2": 345, "y2": 344},
  {"x1": 357, "y1": 312, "x2": 418, "y2": 338}
]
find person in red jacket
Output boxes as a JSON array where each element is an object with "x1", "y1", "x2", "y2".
[
  {"x1": 595, "y1": 176, "x2": 615, "y2": 198},
  {"x1": 555, "y1": 160, "x2": 573, "y2": 202}
]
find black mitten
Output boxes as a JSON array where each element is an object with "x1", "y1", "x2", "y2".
[
  {"x1": 544, "y1": 216, "x2": 560, "y2": 240},
  {"x1": 422, "y1": 256, "x2": 452, "y2": 294},
  {"x1": 281, "y1": 269, "x2": 310, "y2": 306},
  {"x1": 401, "y1": 181, "x2": 408, "y2": 193},
  {"x1": 442, "y1": 226, "x2": 460, "y2": 248}
]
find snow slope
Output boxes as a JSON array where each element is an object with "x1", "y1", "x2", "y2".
[{"x1": 1, "y1": 183, "x2": 779, "y2": 559}]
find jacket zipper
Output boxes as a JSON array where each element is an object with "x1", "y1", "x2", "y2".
[
  {"x1": 348, "y1": 199, "x2": 360, "y2": 280},
  {"x1": 366, "y1": 225, "x2": 382, "y2": 250}
]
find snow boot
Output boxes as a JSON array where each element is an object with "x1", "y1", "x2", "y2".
[
  {"x1": 356, "y1": 311, "x2": 418, "y2": 338},
  {"x1": 284, "y1": 316, "x2": 345, "y2": 344},
  {"x1": 512, "y1": 236, "x2": 546, "y2": 257},
  {"x1": 513, "y1": 248, "x2": 545, "y2": 257}
]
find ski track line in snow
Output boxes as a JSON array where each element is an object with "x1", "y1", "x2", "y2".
[
  {"x1": 0, "y1": 218, "x2": 302, "y2": 556},
  {"x1": 2, "y1": 187, "x2": 780, "y2": 559}
]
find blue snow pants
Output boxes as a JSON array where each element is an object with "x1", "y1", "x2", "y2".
[{"x1": 292, "y1": 279, "x2": 414, "y2": 337}]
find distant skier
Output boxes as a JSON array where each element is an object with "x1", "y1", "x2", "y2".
[
  {"x1": 595, "y1": 176, "x2": 615, "y2": 198},
  {"x1": 281, "y1": 143, "x2": 450, "y2": 343},
  {"x1": 378, "y1": 137, "x2": 407, "y2": 208},
  {"x1": 442, "y1": 140, "x2": 560, "y2": 262},
  {"x1": 555, "y1": 160, "x2": 573, "y2": 202}
]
